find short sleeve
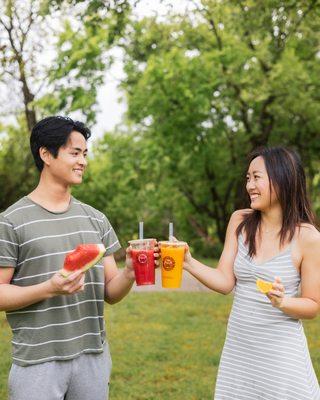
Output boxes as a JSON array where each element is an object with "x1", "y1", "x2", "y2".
[
  {"x1": 0, "y1": 215, "x2": 19, "y2": 268},
  {"x1": 101, "y1": 216, "x2": 121, "y2": 256}
]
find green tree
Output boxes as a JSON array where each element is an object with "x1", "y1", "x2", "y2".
[
  {"x1": 0, "y1": 118, "x2": 38, "y2": 208},
  {"x1": 73, "y1": 125, "x2": 220, "y2": 256},
  {"x1": 121, "y1": 0, "x2": 320, "y2": 244},
  {"x1": 73, "y1": 130, "x2": 183, "y2": 252},
  {"x1": 0, "y1": 0, "x2": 131, "y2": 210}
]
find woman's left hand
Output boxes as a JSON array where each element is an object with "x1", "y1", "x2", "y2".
[{"x1": 267, "y1": 276, "x2": 285, "y2": 308}]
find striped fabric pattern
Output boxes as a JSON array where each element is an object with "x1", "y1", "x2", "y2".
[
  {"x1": 0, "y1": 196, "x2": 121, "y2": 366},
  {"x1": 214, "y1": 234, "x2": 320, "y2": 400}
]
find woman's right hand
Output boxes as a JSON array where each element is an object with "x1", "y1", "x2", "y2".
[
  {"x1": 183, "y1": 243, "x2": 193, "y2": 270},
  {"x1": 171, "y1": 236, "x2": 193, "y2": 270},
  {"x1": 171, "y1": 236, "x2": 192, "y2": 270}
]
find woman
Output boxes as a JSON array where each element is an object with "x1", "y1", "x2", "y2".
[{"x1": 183, "y1": 147, "x2": 320, "y2": 399}]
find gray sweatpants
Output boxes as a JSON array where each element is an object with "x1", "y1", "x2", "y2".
[{"x1": 8, "y1": 344, "x2": 112, "y2": 400}]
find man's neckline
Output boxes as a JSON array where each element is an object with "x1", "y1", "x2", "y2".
[{"x1": 24, "y1": 195, "x2": 73, "y2": 215}]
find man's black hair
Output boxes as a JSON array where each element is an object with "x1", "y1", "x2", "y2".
[{"x1": 30, "y1": 116, "x2": 91, "y2": 171}]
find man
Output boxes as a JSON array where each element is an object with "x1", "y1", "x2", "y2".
[{"x1": 0, "y1": 116, "x2": 146, "y2": 400}]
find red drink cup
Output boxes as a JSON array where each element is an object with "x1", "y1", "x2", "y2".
[{"x1": 129, "y1": 239, "x2": 156, "y2": 285}]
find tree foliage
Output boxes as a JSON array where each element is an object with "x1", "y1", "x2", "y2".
[
  {"x1": 0, "y1": 118, "x2": 38, "y2": 209},
  {"x1": 0, "y1": 1, "x2": 319, "y2": 256},
  {"x1": 0, "y1": 0, "x2": 131, "y2": 210},
  {"x1": 37, "y1": 0, "x2": 131, "y2": 122},
  {"x1": 119, "y1": 0, "x2": 320, "y2": 244},
  {"x1": 72, "y1": 130, "x2": 192, "y2": 251}
]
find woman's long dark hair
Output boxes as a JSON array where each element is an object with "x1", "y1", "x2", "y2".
[{"x1": 236, "y1": 146, "x2": 316, "y2": 257}]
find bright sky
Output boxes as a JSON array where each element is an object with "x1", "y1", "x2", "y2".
[{"x1": 92, "y1": 47, "x2": 126, "y2": 138}]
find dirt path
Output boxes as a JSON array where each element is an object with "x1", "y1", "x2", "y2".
[{"x1": 132, "y1": 269, "x2": 211, "y2": 292}]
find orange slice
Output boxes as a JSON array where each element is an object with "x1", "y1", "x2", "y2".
[{"x1": 256, "y1": 278, "x2": 273, "y2": 294}]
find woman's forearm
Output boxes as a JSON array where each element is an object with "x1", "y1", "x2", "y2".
[
  {"x1": 184, "y1": 258, "x2": 235, "y2": 294},
  {"x1": 279, "y1": 297, "x2": 319, "y2": 319}
]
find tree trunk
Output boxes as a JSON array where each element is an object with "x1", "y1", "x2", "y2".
[{"x1": 17, "y1": 55, "x2": 37, "y2": 131}]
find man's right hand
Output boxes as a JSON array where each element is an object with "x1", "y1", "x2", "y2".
[{"x1": 48, "y1": 270, "x2": 85, "y2": 297}]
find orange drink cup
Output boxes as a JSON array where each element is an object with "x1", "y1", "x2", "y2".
[{"x1": 159, "y1": 241, "x2": 186, "y2": 288}]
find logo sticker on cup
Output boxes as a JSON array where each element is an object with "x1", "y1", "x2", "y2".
[
  {"x1": 163, "y1": 256, "x2": 175, "y2": 271},
  {"x1": 138, "y1": 253, "x2": 148, "y2": 264}
]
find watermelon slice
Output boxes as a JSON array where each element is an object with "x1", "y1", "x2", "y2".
[{"x1": 60, "y1": 244, "x2": 106, "y2": 277}]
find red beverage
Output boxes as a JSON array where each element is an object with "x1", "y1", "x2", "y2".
[
  {"x1": 131, "y1": 248, "x2": 155, "y2": 285},
  {"x1": 129, "y1": 238, "x2": 156, "y2": 286}
]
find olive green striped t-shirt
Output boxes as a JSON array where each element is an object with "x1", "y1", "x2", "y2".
[{"x1": 0, "y1": 196, "x2": 121, "y2": 366}]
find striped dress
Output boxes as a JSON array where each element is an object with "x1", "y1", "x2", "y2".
[{"x1": 214, "y1": 233, "x2": 320, "y2": 400}]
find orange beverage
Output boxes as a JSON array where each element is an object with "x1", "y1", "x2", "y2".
[{"x1": 159, "y1": 241, "x2": 186, "y2": 288}]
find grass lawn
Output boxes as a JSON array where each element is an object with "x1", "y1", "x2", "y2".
[{"x1": 1, "y1": 292, "x2": 319, "y2": 399}]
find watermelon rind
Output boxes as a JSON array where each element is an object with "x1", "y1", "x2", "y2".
[{"x1": 60, "y1": 244, "x2": 106, "y2": 278}]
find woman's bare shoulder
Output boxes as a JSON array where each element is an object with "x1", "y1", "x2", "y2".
[
  {"x1": 229, "y1": 209, "x2": 253, "y2": 233},
  {"x1": 231, "y1": 208, "x2": 253, "y2": 220},
  {"x1": 296, "y1": 223, "x2": 320, "y2": 248},
  {"x1": 230, "y1": 208, "x2": 253, "y2": 224}
]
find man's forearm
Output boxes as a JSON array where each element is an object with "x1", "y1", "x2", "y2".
[
  {"x1": 105, "y1": 267, "x2": 135, "y2": 304},
  {"x1": 0, "y1": 281, "x2": 53, "y2": 312}
]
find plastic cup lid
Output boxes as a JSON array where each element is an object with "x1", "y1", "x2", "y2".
[
  {"x1": 128, "y1": 238, "x2": 156, "y2": 245},
  {"x1": 159, "y1": 241, "x2": 187, "y2": 247}
]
